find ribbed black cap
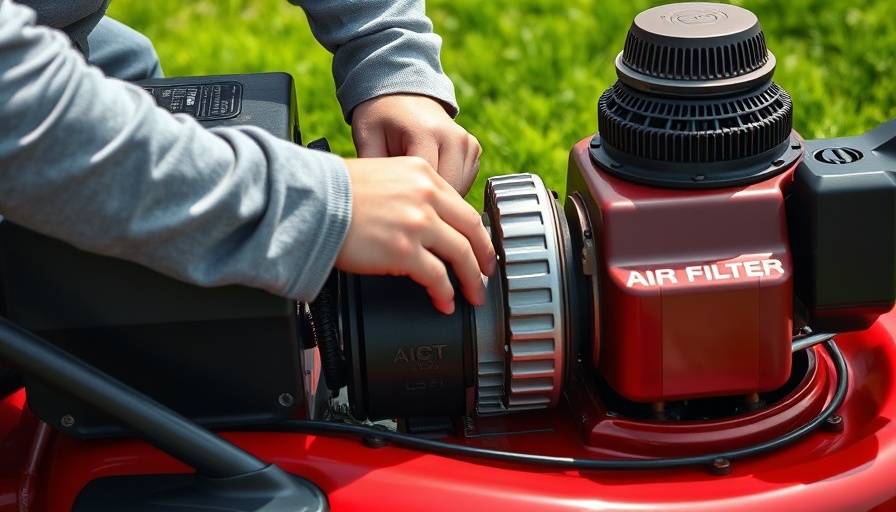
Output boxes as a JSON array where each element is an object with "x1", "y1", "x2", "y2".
[
  {"x1": 618, "y1": 2, "x2": 774, "y2": 93},
  {"x1": 594, "y1": 2, "x2": 800, "y2": 188}
]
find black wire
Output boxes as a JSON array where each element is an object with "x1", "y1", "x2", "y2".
[
  {"x1": 308, "y1": 273, "x2": 347, "y2": 392},
  {"x1": 265, "y1": 340, "x2": 848, "y2": 470}
]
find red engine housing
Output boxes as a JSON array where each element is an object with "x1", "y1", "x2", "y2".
[{"x1": 568, "y1": 138, "x2": 794, "y2": 403}]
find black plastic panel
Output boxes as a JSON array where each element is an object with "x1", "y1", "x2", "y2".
[
  {"x1": 0, "y1": 217, "x2": 303, "y2": 438},
  {"x1": 0, "y1": 72, "x2": 305, "y2": 436},
  {"x1": 139, "y1": 72, "x2": 301, "y2": 142},
  {"x1": 788, "y1": 118, "x2": 896, "y2": 331}
]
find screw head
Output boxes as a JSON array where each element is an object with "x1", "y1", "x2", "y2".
[
  {"x1": 278, "y1": 393, "x2": 295, "y2": 407},
  {"x1": 60, "y1": 414, "x2": 75, "y2": 428},
  {"x1": 362, "y1": 425, "x2": 390, "y2": 449},
  {"x1": 823, "y1": 414, "x2": 844, "y2": 433},
  {"x1": 710, "y1": 457, "x2": 732, "y2": 476}
]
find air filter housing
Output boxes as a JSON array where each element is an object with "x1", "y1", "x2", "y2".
[{"x1": 593, "y1": 2, "x2": 800, "y2": 188}]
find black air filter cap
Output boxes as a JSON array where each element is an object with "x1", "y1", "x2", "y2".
[
  {"x1": 618, "y1": 2, "x2": 775, "y2": 96},
  {"x1": 593, "y1": 2, "x2": 801, "y2": 189}
]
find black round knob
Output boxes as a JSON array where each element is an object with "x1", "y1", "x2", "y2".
[{"x1": 618, "y1": 2, "x2": 775, "y2": 95}]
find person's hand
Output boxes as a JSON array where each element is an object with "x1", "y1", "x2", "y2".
[
  {"x1": 336, "y1": 156, "x2": 496, "y2": 314},
  {"x1": 351, "y1": 94, "x2": 482, "y2": 196}
]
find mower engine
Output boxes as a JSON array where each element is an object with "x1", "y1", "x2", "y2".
[{"x1": 336, "y1": 1, "x2": 896, "y2": 455}]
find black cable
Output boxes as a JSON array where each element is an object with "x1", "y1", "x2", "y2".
[
  {"x1": 264, "y1": 340, "x2": 848, "y2": 471},
  {"x1": 308, "y1": 273, "x2": 347, "y2": 393}
]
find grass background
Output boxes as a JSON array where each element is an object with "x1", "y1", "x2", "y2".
[{"x1": 108, "y1": 0, "x2": 896, "y2": 209}]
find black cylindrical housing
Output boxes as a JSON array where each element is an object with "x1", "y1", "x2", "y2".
[{"x1": 342, "y1": 274, "x2": 473, "y2": 421}]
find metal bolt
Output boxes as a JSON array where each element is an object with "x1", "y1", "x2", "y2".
[
  {"x1": 278, "y1": 393, "x2": 295, "y2": 407},
  {"x1": 651, "y1": 402, "x2": 667, "y2": 421},
  {"x1": 362, "y1": 425, "x2": 390, "y2": 449},
  {"x1": 693, "y1": 174, "x2": 705, "y2": 182},
  {"x1": 710, "y1": 457, "x2": 732, "y2": 476},
  {"x1": 745, "y1": 393, "x2": 765, "y2": 411},
  {"x1": 60, "y1": 414, "x2": 75, "y2": 428},
  {"x1": 823, "y1": 414, "x2": 844, "y2": 433},
  {"x1": 772, "y1": 159, "x2": 785, "y2": 167}
]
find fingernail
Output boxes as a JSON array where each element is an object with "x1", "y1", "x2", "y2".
[{"x1": 477, "y1": 275, "x2": 488, "y2": 305}]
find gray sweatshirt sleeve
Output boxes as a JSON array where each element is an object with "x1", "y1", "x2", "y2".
[
  {"x1": 0, "y1": 0, "x2": 352, "y2": 301},
  {"x1": 290, "y1": 0, "x2": 459, "y2": 122}
]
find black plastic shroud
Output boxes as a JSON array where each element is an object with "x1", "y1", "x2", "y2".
[
  {"x1": 788, "y1": 118, "x2": 896, "y2": 332},
  {"x1": 0, "y1": 73, "x2": 305, "y2": 437}
]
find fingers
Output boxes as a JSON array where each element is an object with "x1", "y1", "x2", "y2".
[
  {"x1": 406, "y1": 131, "x2": 480, "y2": 196},
  {"x1": 337, "y1": 156, "x2": 495, "y2": 315},
  {"x1": 422, "y1": 219, "x2": 488, "y2": 308},
  {"x1": 412, "y1": 169, "x2": 494, "y2": 312},
  {"x1": 428, "y1": 175, "x2": 496, "y2": 278},
  {"x1": 435, "y1": 132, "x2": 481, "y2": 197},
  {"x1": 353, "y1": 126, "x2": 389, "y2": 158},
  {"x1": 351, "y1": 94, "x2": 482, "y2": 195},
  {"x1": 405, "y1": 139, "x2": 440, "y2": 183},
  {"x1": 406, "y1": 249, "x2": 456, "y2": 315},
  {"x1": 460, "y1": 136, "x2": 483, "y2": 196}
]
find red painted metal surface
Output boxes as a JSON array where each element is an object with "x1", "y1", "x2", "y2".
[
  {"x1": 567, "y1": 138, "x2": 795, "y2": 403},
  {"x1": 565, "y1": 345, "x2": 833, "y2": 456},
  {"x1": 0, "y1": 311, "x2": 895, "y2": 510}
]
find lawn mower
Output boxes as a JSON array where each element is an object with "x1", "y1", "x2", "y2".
[{"x1": 2, "y1": 2, "x2": 896, "y2": 510}]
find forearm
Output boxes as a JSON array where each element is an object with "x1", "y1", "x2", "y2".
[
  {"x1": 289, "y1": 0, "x2": 458, "y2": 121},
  {"x1": 0, "y1": 0, "x2": 351, "y2": 301}
]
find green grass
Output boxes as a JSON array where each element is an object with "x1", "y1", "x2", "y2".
[{"x1": 108, "y1": 0, "x2": 896, "y2": 209}]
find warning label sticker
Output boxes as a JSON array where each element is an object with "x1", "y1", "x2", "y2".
[{"x1": 142, "y1": 81, "x2": 242, "y2": 121}]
